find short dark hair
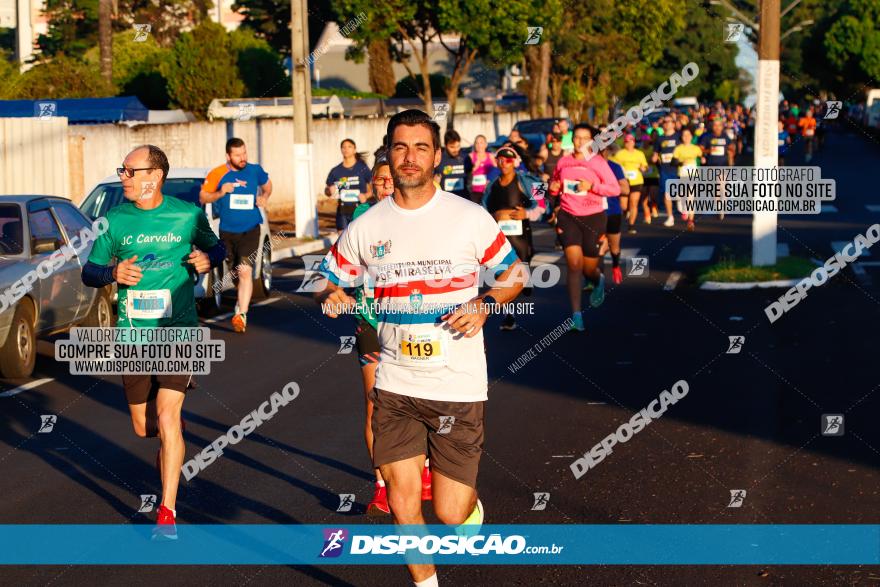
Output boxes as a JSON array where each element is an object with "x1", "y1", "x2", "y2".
[
  {"x1": 134, "y1": 144, "x2": 169, "y2": 184},
  {"x1": 226, "y1": 137, "x2": 245, "y2": 153},
  {"x1": 444, "y1": 129, "x2": 461, "y2": 145},
  {"x1": 573, "y1": 123, "x2": 592, "y2": 135},
  {"x1": 386, "y1": 109, "x2": 441, "y2": 150}
]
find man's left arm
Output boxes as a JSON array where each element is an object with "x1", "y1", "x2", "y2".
[
  {"x1": 189, "y1": 211, "x2": 226, "y2": 273},
  {"x1": 257, "y1": 167, "x2": 272, "y2": 207}
]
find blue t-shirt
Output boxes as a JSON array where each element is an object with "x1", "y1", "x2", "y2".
[
  {"x1": 606, "y1": 160, "x2": 624, "y2": 215},
  {"x1": 326, "y1": 160, "x2": 372, "y2": 208},
  {"x1": 435, "y1": 151, "x2": 473, "y2": 198},
  {"x1": 699, "y1": 132, "x2": 733, "y2": 166},
  {"x1": 654, "y1": 133, "x2": 680, "y2": 174},
  {"x1": 777, "y1": 131, "x2": 789, "y2": 155},
  {"x1": 202, "y1": 162, "x2": 269, "y2": 233}
]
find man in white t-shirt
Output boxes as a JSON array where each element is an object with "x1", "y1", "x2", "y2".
[{"x1": 315, "y1": 109, "x2": 525, "y2": 587}]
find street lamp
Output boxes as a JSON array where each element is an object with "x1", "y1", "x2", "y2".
[{"x1": 780, "y1": 19, "x2": 815, "y2": 41}]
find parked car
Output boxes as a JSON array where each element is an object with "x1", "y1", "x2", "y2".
[
  {"x1": 78, "y1": 168, "x2": 273, "y2": 316},
  {"x1": 512, "y1": 117, "x2": 572, "y2": 155},
  {"x1": 0, "y1": 196, "x2": 112, "y2": 378}
]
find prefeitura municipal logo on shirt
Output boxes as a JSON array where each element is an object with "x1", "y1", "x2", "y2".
[{"x1": 369, "y1": 240, "x2": 391, "y2": 259}]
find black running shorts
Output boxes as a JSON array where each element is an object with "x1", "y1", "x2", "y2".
[{"x1": 556, "y1": 210, "x2": 606, "y2": 257}]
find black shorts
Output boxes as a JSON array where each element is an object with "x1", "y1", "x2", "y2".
[
  {"x1": 556, "y1": 210, "x2": 606, "y2": 257},
  {"x1": 371, "y1": 388, "x2": 484, "y2": 488},
  {"x1": 605, "y1": 213, "x2": 622, "y2": 235},
  {"x1": 122, "y1": 373, "x2": 193, "y2": 405},
  {"x1": 220, "y1": 225, "x2": 261, "y2": 268},
  {"x1": 355, "y1": 319, "x2": 380, "y2": 367}
]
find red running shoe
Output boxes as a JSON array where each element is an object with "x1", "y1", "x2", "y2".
[
  {"x1": 612, "y1": 266, "x2": 623, "y2": 285},
  {"x1": 152, "y1": 505, "x2": 177, "y2": 541},
  {"x1": 421, "y1": 463, "x2": 432, "y2": 501},
  {"x1": 366, "y1": 483, "x2": 390, "y2": 516}
]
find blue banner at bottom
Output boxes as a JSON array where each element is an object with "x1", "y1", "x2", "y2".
[{"x1": 0, "y1": 525, "x2": 877, "y2": 565}]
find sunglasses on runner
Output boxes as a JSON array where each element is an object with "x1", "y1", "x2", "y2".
[{"x1": 116, "y1": 166, "x2": 156, "y2": 178}]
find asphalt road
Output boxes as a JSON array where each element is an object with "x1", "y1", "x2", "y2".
[{"x1": 1, "y1": 126, "x2": 878, "y2": 586}]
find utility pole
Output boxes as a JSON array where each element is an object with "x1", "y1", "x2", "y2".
[
  {"x1": 752, "y1": 0, "x2": 780, "y2": 266},
  {"x1": 98, "y1": 0, "x2": 113, "y2": 84},
  {"x1": 292, "y1": 0, "x2": 318, "y2": 238}
]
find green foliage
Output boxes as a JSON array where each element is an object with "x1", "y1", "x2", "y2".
[
  {"x1": 38, "y1": 0, "x2": 100, "y2": 58},
  {"x1": 230, "y1": 28, "x2": 289, "y2": 98},
  {"x1": 394, "y1": 73, "x2": 449, "y2": 98},
  {"x1": 12, "y1": 54, "x2": 115, "y2": 99},
  {"x1": 824, "y1": 0, "x2": 880, "y2": 86},
  {"x1": 161, "y1": 22, "x2": 245, "y2": 118},
  {"x1": 312, "y1": 87, "x2": 385, "y2": 98}
]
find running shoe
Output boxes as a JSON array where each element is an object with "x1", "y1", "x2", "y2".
[
  {"x1": 499, "y1": 315, "x2": 517, "y2": 331},
  {"x1": 232, "y1": 313, "x2": 247, "y2": 333},
  {"x1": 662, "y1": 216, "x2": 674, "y2": 227},
  {"x1": 627, "y1": 227, "x2": 637, "y2": 235},
  {"x1": 152, "y1": 505, "x2": 177, "y2": 541},
  {"x1": 367, "y1": 482, "x2": 390, "y2": 516},
  {"x1": 681, "y1": 213, "x2": 688, "y2": 221},
  {"x1": 589, "y1": 274, "x2": 606, "y2": 308},
  {"x1": 651, "y1": 208, "x2": 659, "y2": 218},
  {"x1": 687, "y1": 221, "x2": 695, "y2": 232},
  {"x1": 570, "y1": 313, "x2": 585, "y2": 332},
  {"x1": 421, "y1": 463, "x2": 432, "y2": 501},
  {"x1": 455, "y1": 499, "x2": 484, "y2": 537},
  {"x1": 644, "y1": 213, "x2": 652, "y2": 224},
  {"x1": 612, "y1": 266, "x2": 623, "y2": 285}
]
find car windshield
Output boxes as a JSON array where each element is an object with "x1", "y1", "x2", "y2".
[
  {"x1": 0, "y1": 204, "x2": 24, "y2": 255},
  {"x1": 79, "y1": 178, "x2": 204, "y2": 220}
]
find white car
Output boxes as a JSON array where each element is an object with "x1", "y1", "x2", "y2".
[{"x1": 79, "y1": 168, "x2": 273, "y2": 316}]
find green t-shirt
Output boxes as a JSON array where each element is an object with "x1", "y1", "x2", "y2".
[
  {"x1": 351, "y1": 201, "x2": 377, "y2": 329},
  {"x1": 87, "y1": 195, "x2": 219, "y2": 328}
]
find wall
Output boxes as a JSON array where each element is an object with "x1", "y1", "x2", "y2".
[{"x1": 0, "y1": 111, "x2": 528, "y2": 220}]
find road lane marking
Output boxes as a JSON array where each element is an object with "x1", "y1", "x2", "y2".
[
  {"x1": 821, "y1": 204, "x2": 838, "y2": 213},
  {"x1": 203, "y1": 297, "x2": 280, "y2": 324},
  {"x1": 676, "y1": 245, "x2": 714, "y2": 262},
  {"x1": 531, "y1": 252, "x2": 564, "y2": 266},
  {"x1": 866, "y1": 205, "x2": 880, "y2": 213},
  {"x1": 0, "y1": 378, "x2": 54, "y2": 398}
]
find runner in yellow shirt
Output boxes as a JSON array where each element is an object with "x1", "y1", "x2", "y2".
[
  {"x1": 671, "y1": 128, "x2": 704, "y2": 231},
  {"x1": 612, "y1": 134, "x2": 648, "y2": 234}
]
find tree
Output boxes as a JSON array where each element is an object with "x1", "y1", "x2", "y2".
[
  {"x1": 367, "y1": 39, "x2": 396, "y2": 96},
  {"x1": 11, "y1": 54, "x2": 115, "y2": 98},
  {"x1": 161, "y1": 22, "x2": 245, "y2": 118},
  {"x1": 645, "y1": 0, "x2": 740, "y2": 103},
  {"x1": 549, "y1": 0, "x2": 685, "y2": 122},
  {"x1": 38, "y1": 0, "x2": 100, "y2": 58},
  {"x1": 119, "y1": 0, "x2": 212, "y2": 48},
  {"x1": 230, "y1": 28, "x2": 290, "y2": 97},
  {"x1": 84, "y1": 31, "x2": 173, "y2": 108},
  {"x1": 98, "y1": 0, "x2": 112, "y2": 83}
]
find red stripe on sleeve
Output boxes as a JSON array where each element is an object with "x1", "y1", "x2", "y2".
[{"x1": 480, "y1": 231, "x2": 508, "y2": 265}]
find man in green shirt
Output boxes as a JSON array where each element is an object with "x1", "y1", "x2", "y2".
[{"x1": 81, "y1": 144, "x2": 225, "y2": 539}]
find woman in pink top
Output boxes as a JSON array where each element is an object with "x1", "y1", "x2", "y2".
[
  {"x1": 549, "y1": 124, "x2": 620, "y2": 332},
  {"x1": 469, "y1": 134, "x2": 497, "y2": 203}
]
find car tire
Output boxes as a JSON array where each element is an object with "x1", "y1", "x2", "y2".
[
  {"x1": 0, "y1": 302, "x2": 36, "y2": 379},
  {"x1": 252, "y1": 239, "x2": 272, "y2": 299},
  {"x1": 82, "y1": 288, "x2": 113, "y2": 328},
  {"x1": 197, "y1": 267, "x2": 224, "y2": 317}
]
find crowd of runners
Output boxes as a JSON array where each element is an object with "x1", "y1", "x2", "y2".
[{"x1": 77, "y1": 97, "x2": 826, "y2": 586}]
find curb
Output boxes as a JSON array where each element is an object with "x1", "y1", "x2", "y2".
[
  {"x1": 700, "y1": 279, "x2": 800, "y2": 290},
  {"x1": 272, "y1": 232, "x2": 340, "y2": 262}
]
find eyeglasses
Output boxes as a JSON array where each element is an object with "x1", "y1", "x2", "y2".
[
  {"x1": 373, "y1": 176, "x2": 394, "y2": 184},
  {"x1": 116, "y1": 166, "x2": 156, "y2": 178}
]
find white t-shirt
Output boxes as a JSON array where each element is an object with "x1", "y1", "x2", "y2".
[{"x1": 320, "y1": 190, "x2": 516, "y2": 402}]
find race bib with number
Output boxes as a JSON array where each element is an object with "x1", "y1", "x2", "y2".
[
  {"x1": 472, "y1": 174, "x2": 487, "y2": 187},
  {"x1": 128, "y1": 289, "x2": 172, "y2": 320},
  {"x1": 498, "y1": 219, "x2": 523, "y2": 236},
  {"x1": 396, "y1": 330, "x2": 448, "y2": 366},
  {"x1": 625, "y1": 170, "x2": 639, "y2": 180},
  {"x1": 660, "y1": 153, "x2": 673, "y2": 164},
  {"x1": 710, "y1": 146, "x2": 725, "y2": 157},
  {"x1": 805, "y1": 129, "x2": 815, "y2": 137},
  {"x1": 563, "y1": 179, "x2": 587, "y2": 196},
  {"x1": 444, "y1": 177, "x2": 464, "y2": 192},
  {"x1": 339, "y1": 188, "x2": 360, "y2": 203},
  {"x1": 229, "y1": 193, "x2": 255, "y2": 210}
]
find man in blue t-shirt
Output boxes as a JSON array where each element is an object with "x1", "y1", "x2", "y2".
[
  {"x1": 200, "y1": 137, "x2": 272, "y2": 333},
  {"x1": 433, "y1": 129, "x2": 473, "y2": 199}
]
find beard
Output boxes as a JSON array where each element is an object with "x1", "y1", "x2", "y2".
[
  {"x1": 230, "y1": 160, "x2": 247, "y2": 171},
  {"x1": 392, "y1": 164, "x2": 432, "y2": 189}
]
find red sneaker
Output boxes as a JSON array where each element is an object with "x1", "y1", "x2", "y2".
[
  {"x1": 152, "y1": 505, "x2": 177, "y2": 541},
  {"x1": 366, "y1": 483, "x2": 390, "y2": 516},
  {"x1": 612, "y1": 266, "x2": 623, "y2": 285},
  {"x1": 421, "y1": 464, "x2": 432, "y2": 501}
]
